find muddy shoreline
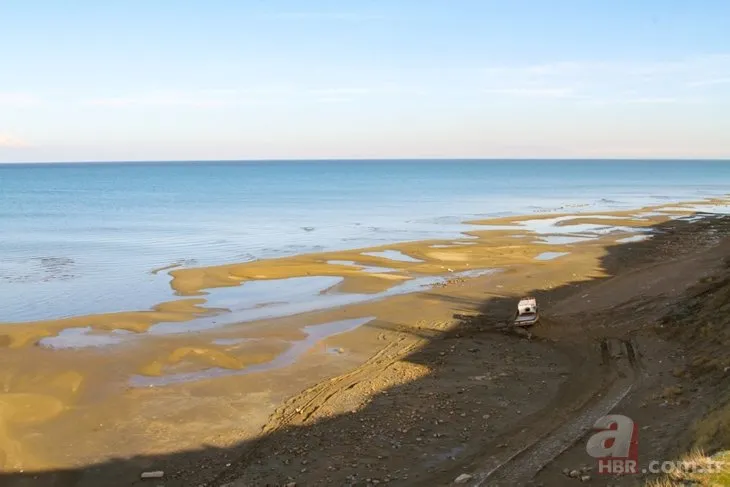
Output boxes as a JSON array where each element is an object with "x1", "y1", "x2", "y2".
[{"x1": 1, "y1": 199, "x2": 729, "y2": 486}]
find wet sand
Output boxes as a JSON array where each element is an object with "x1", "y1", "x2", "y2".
[{"x1": 0, "y1": 197, "x2": 728, "y2": 476}]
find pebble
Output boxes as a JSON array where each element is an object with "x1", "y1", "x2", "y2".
[{"x1": 454, "y1": 473, "x2": 473, "y2": 484}]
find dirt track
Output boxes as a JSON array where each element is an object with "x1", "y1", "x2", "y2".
[{"x1": 205, "y1": 215, "x2": 730, "y2": 487}]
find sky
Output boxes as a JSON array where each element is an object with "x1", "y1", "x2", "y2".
[{"x1": 1, "y1": 0, "x2": 730, "y2": 162}]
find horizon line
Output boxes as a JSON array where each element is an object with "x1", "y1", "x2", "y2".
[{"x1": 2, "y1": 157, "x2": 730, "y2": 165}]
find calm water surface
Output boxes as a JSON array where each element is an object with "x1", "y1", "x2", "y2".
[{"x1": 1, "y1": 160, "x2": 729, "y2": 322}]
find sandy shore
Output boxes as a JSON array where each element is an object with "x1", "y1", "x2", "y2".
[{"x1": 0, "y1": 196, "x2": 728, "y2": 482}]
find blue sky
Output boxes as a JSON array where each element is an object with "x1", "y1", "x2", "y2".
[{"x1": 1, "y1": 0, "x2": 729, "y2": 162}]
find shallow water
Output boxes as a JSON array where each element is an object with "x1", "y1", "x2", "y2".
[
  {"x1": 148, "y1": 269, "x2": 498, "y2": 335},
  {"x1": 327, "y1": 260, "x2": 396, "y2": 273},
  {"x1": 131, "y1": 316, "x2": 376, "y2": 386},
  {"x1": 616, "y1": 235, "x2": 652, "y2": 244},
  {"x1": 2, "y1": 160, "x2": 729, "y2": 322},
  {"x1": 538, "y1": 235, "x2": 597, "y2": 245},
  {"x1": 361, "y1": 250, "x2": 424, "y2": 263},
  {"x1": 535, "y1": 252, "x2": 570, "y2": 261},
  {"x1": 39, "y1": 327, "x2": 133, "y2": 349}
]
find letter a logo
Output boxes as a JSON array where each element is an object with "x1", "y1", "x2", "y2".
[{"x1": 586, "y1": 414, "x2": 636, "y2": 459}]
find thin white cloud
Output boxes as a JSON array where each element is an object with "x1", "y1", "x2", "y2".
[
  {"x1": 89, "y1": 95, "x2": 224, "y2": 108},
  {"x1": 482, "y1": 54, "x2": 730, "y2": 104},
  {"x1": 688, "y1": 77, "x2": 730, "y2": 87},
  {"x1": 485, "y1": 55, "x2": 730, "y2": 79},
  {"x1": 314, "y1": 96, "x2": 354, "y2": 104},
  {"x1": 483, "y1": 88, "x2": 575, "y2": 98},
  {"x1": 308, "y1": 88, "x2": 372, "y2": 96},
  {"x1": 621, "y1": 97, "x2": 680, "y2": 104},
  {"x1": 262, "y1": 12, "x2": 384, "y2": 21},
  {"x1": 86, "y1": 89, "x2": 286, "y2": 107},
  {"x1": 0, "y1": 134, "x2": 29, "y2": 148},
  {"x1": 86, "y1": 85, "x2": 418, "y2": 108},
  {"x1": 587, "y1": 96, "x2": 711, "y2": 106},
  {"x1": 0, "y1": 92, "x2": 41, "y2": 106}
]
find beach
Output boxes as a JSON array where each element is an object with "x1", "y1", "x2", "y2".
[
  {"x1": 2, "y1": 194, "x2": 730, "y2": 485},
  {"x1": 4, "y1": 0, "x2": 730, "y2": 482}
]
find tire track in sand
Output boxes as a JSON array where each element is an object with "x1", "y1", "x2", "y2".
[
  {"x1": 211, "y1": 324, "x2": 435, "y2": 485},
  {"x1": 466, "y1": 338, "x2": 642, "y2": 486}
]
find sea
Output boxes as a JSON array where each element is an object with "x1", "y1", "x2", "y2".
[{"x1": 2, "y1": 160, "x2": 730, "y2": 323}]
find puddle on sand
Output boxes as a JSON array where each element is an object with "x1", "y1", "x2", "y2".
[
  {"x1": 660, "y1": 206, "x2": 698, "y2": 212},
  {"x1": 39, "y1": 327, "x2": 133, "y2": 349},
  {"x1": 430, "y1": 241, "x2": 477, "y2": 248},
  {"x1": 538, "y1": 235, "x2": 597, "y2": 245},
  {"x1": 149, "y1": 269, "x2": 499, "y2": 335},
  {"x1": 451, "y1": 269, "x2": 500, "y2": 278},
  {"x1": 687, "y1": 204, "x2": 730, "y2": 214},
  {"x1": 131, "y1": 316, "x2": 376, "y2": 387},
  {"x1": 616, "y1": 235, "x2": 652, "y2": 244},
  {"x1": 535, "y1": 252, "x2": 569, "y2": 261},
  {"x1": 361, "y1": 250, "x2": 424, "y2": 263},
  {"x1": 211, "y1": 337, "x2": 250, "y2": 346},
  {"x1": 327, "y1": 260, "x2": 396, "y2": 273},
  {"x1": 480, "y1": 215, "x2": 650, "y2": 245}
]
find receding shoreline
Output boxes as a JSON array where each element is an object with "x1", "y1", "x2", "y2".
[
  {"x1": 0, "y1": 196, "x2": 728, "y2": 475},
  {"x1": 3, "y1": 196, "x2": 728, "y2": 347}
]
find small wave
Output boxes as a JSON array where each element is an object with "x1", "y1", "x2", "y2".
[
  {"x1": 36, "y1": 256, "x2": 74, "y2": 267},
  {"x1": 409, "y1": 216, "x2": 465, "y2": 225},
  {"x1": 1, "y1": 256, "x2": 78, "y2": 283},
  {"x1": 227, "y1": 253, "x2": 257, "y2": 263},
  {"x1": 151, "y1": 258, "x2": 199, "y2": 274}
]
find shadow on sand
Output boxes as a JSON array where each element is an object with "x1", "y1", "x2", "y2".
[{"x1": 1, "y1": 215, "x2": 726, "y2": 487}]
